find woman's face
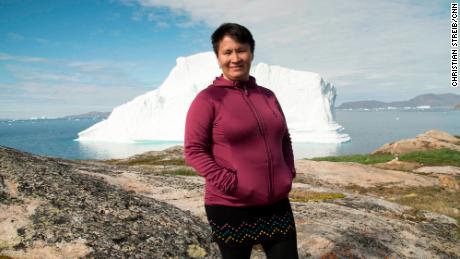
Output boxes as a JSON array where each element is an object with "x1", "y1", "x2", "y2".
[{"x1": 217, "y1": 35, "x2": 253, "y2": 81}]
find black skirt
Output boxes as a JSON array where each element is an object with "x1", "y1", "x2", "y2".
[{"x1": 204, "y1": 197, "x2": 296, "y2": 247}]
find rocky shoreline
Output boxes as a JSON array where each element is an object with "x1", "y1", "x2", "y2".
[{"x1": 1, "y1": 130, "x2": 459, "y2": 258}]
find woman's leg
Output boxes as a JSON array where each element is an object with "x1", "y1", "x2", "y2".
[
  {"x1": 261, "y1": 230, "x2": 299, "y2": 259},
  {"x1": 216, "y1": 243, "x2": 253, "y2": 259}
]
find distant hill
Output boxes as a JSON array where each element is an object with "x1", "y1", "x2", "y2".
[
  {"x1": 337, "y1": 93, "x2": 460, "y2": 109},
  {"x1": 61, "y1": 111, "x2": 110, "y2": 120}
]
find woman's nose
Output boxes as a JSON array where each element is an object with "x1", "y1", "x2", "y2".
[{"x1": 230, "y1": 52, "x2": 240, "y2": 62}]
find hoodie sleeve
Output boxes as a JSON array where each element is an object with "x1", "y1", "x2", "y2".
[
  {"x1": 274, "y1": 97, "x2": 296, "y2": 178},
  {"x1": 184, "y1": 91, "x2": 237, "y2": 194}
]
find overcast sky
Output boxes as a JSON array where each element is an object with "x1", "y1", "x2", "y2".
[{"x1": 0, "y1": 0, "x2": 455, "y2": 119}]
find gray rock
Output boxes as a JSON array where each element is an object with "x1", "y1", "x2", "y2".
[
  {"x1": 0, "y1": 146, "x2": 219, "y2": 258},
  {"x1": 414, "y1": 166, "x2": 460, "y2": 176}
]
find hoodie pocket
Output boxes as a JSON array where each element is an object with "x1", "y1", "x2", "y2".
[
  {"x1": 272, "y1": 162, "x2": 293, "y2": 200},
  {"x1": 215, "y1": 157, "x2": 236, "y2": 172},
  {"x1": 230, "y1": 170, "x2": 252, "y2": 200}
]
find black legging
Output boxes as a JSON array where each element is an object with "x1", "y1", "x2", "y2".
[{"x1": 216, "y1": 229, "x2": 299, "y2": 259}]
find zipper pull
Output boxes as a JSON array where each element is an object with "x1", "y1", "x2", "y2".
[{"x1": 244, "y1": 85, "x2": 248, "y2": 96}]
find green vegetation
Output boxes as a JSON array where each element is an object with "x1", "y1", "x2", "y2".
[
  {"x1": 311, "y1": 148, "x2": 460, "y2": 167},
  {"x1": 163, "y1": 168, "x2": 198, "y2": 176},
  {"x1": 399, "y1": 149, "x2": 460, "y2": 167},
  {"x1": 106, "y1": 156, "x2": 186, "y2": 166},
  {"x1": 311, "y1": 153, "x2": 394, "y2": 164},
  {"x1": 289, "y1": 189, "x2": 345, "y2": 202},
  {"x1": 127, "y1": 158, "x2": 186, "y2": 166}
]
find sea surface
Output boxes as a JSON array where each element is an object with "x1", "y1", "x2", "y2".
[{"x1": 0, "y1": 109, "x2": 459, "y2": 160}]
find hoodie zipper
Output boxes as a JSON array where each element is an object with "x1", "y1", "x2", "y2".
[{"x1": 239, "y1": 85, "x2": 274, "y2": 203}]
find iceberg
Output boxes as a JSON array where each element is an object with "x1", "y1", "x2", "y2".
[{"x1": 77, "y1": 52, "x2": 350, "y2": 143}]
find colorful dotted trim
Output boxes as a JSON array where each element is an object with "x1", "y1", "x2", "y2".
[{"x1": 208, "y1": 211, "x2": 295, "y2": 245}]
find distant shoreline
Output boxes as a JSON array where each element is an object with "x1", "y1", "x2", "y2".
[
  {"x1": 335, "y1": 106, "x2": 460, "y2": 111},
  {"x1": 337, "y1": 93, "x2": 460, "y2": 109},
  {"x1": 2, "y1": 106, "x2": 460, "y2": 122}
]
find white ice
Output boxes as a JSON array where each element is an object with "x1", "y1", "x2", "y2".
[{"x1": 77, "y1": 52, "x2": 350, "y2": 143}]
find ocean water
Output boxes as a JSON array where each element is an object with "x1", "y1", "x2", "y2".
[
  {"x1": 294, "y1": 108, "x2": 460, "y2": 158},
  {"x1": 0, "y1": 109, "x2": 459, "y2": 160}
]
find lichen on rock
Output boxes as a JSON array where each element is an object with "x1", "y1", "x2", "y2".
[{"x1": 0, "y1": 146, "x2": 219, "y2": 258}]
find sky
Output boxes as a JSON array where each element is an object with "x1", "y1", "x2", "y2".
[{"x1": 0, "y1": 0, "x2": 456, "y2": 119}]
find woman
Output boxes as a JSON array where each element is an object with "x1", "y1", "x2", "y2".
[{"x1": 184, "y1": 23, "x2": 299, "y2": 259}]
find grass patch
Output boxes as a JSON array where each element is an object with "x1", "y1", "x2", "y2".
[
  {"x1": 310, "y1": 148, "x2": 460, "y2": 167},
  {"x1": 398, "y1": 148, "x2": 460, "y2": 167},
  {"x1": 310, "y1": 153, "x2": 395, "y2": 164},
  {"x1": 289, "y1": 189, "x2": 345, "y2": 202},
  {"x1": 106, "y1": 156, "x2": 186, "y2": 166},
  {"x1": 163, "y1": 168, "x2": 198, "y2": 176},
  {"x1": 127, "y1": 158, "x2": 186, "y2": 166}
]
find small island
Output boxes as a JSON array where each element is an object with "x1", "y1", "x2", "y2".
[{"x1": 337, "y1": 93, "x2": 460, "y2": 109}]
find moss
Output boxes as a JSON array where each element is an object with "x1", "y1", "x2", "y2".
[
  {"x1": 401, "y1": 208, "x2": 428, "y2": 223},
  {"x1": 163, "y1": 168, "x2": 198, "y2": 176},
  {"x1": 104, "y1": 154, "x2": 185, "y2": 166},
  {"x1": 126, "y1": 158, "x2": 186, "y2": 166},
  {"x1": 187, "y1": 244, "x2": 207, "y2": 258},
  {"x1": 0, "y1": 241, "x2": 11, "y2": 250},
  {"x1": 289, "y1": 189, "x2": 345, "y2": 202},
  {"x1": 0, "y1": 238, "x2": 21, "y2": 253},
  {"x1": 105, "y1": 154, "x2": 186, "y2": 166},
  {"x1": 310, "y1": 154, "x2": 395, "y2": 164}
]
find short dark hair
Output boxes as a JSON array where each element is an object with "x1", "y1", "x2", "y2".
[{"x1": 211, "y1": 23, "x2": 255, "y2": 55}]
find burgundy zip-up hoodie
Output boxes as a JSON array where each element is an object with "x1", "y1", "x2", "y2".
[{"x1": 184, "y1": 75, "x2": 296, "y2": 207}]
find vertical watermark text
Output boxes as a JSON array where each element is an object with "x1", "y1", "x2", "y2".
[{"x1": 452, "y1": 3, "x2": 458, "y2": 87}]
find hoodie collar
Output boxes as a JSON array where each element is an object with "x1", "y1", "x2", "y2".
[{"x1": 212, "y1": 74, "x2": 257, "y2": 89}]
